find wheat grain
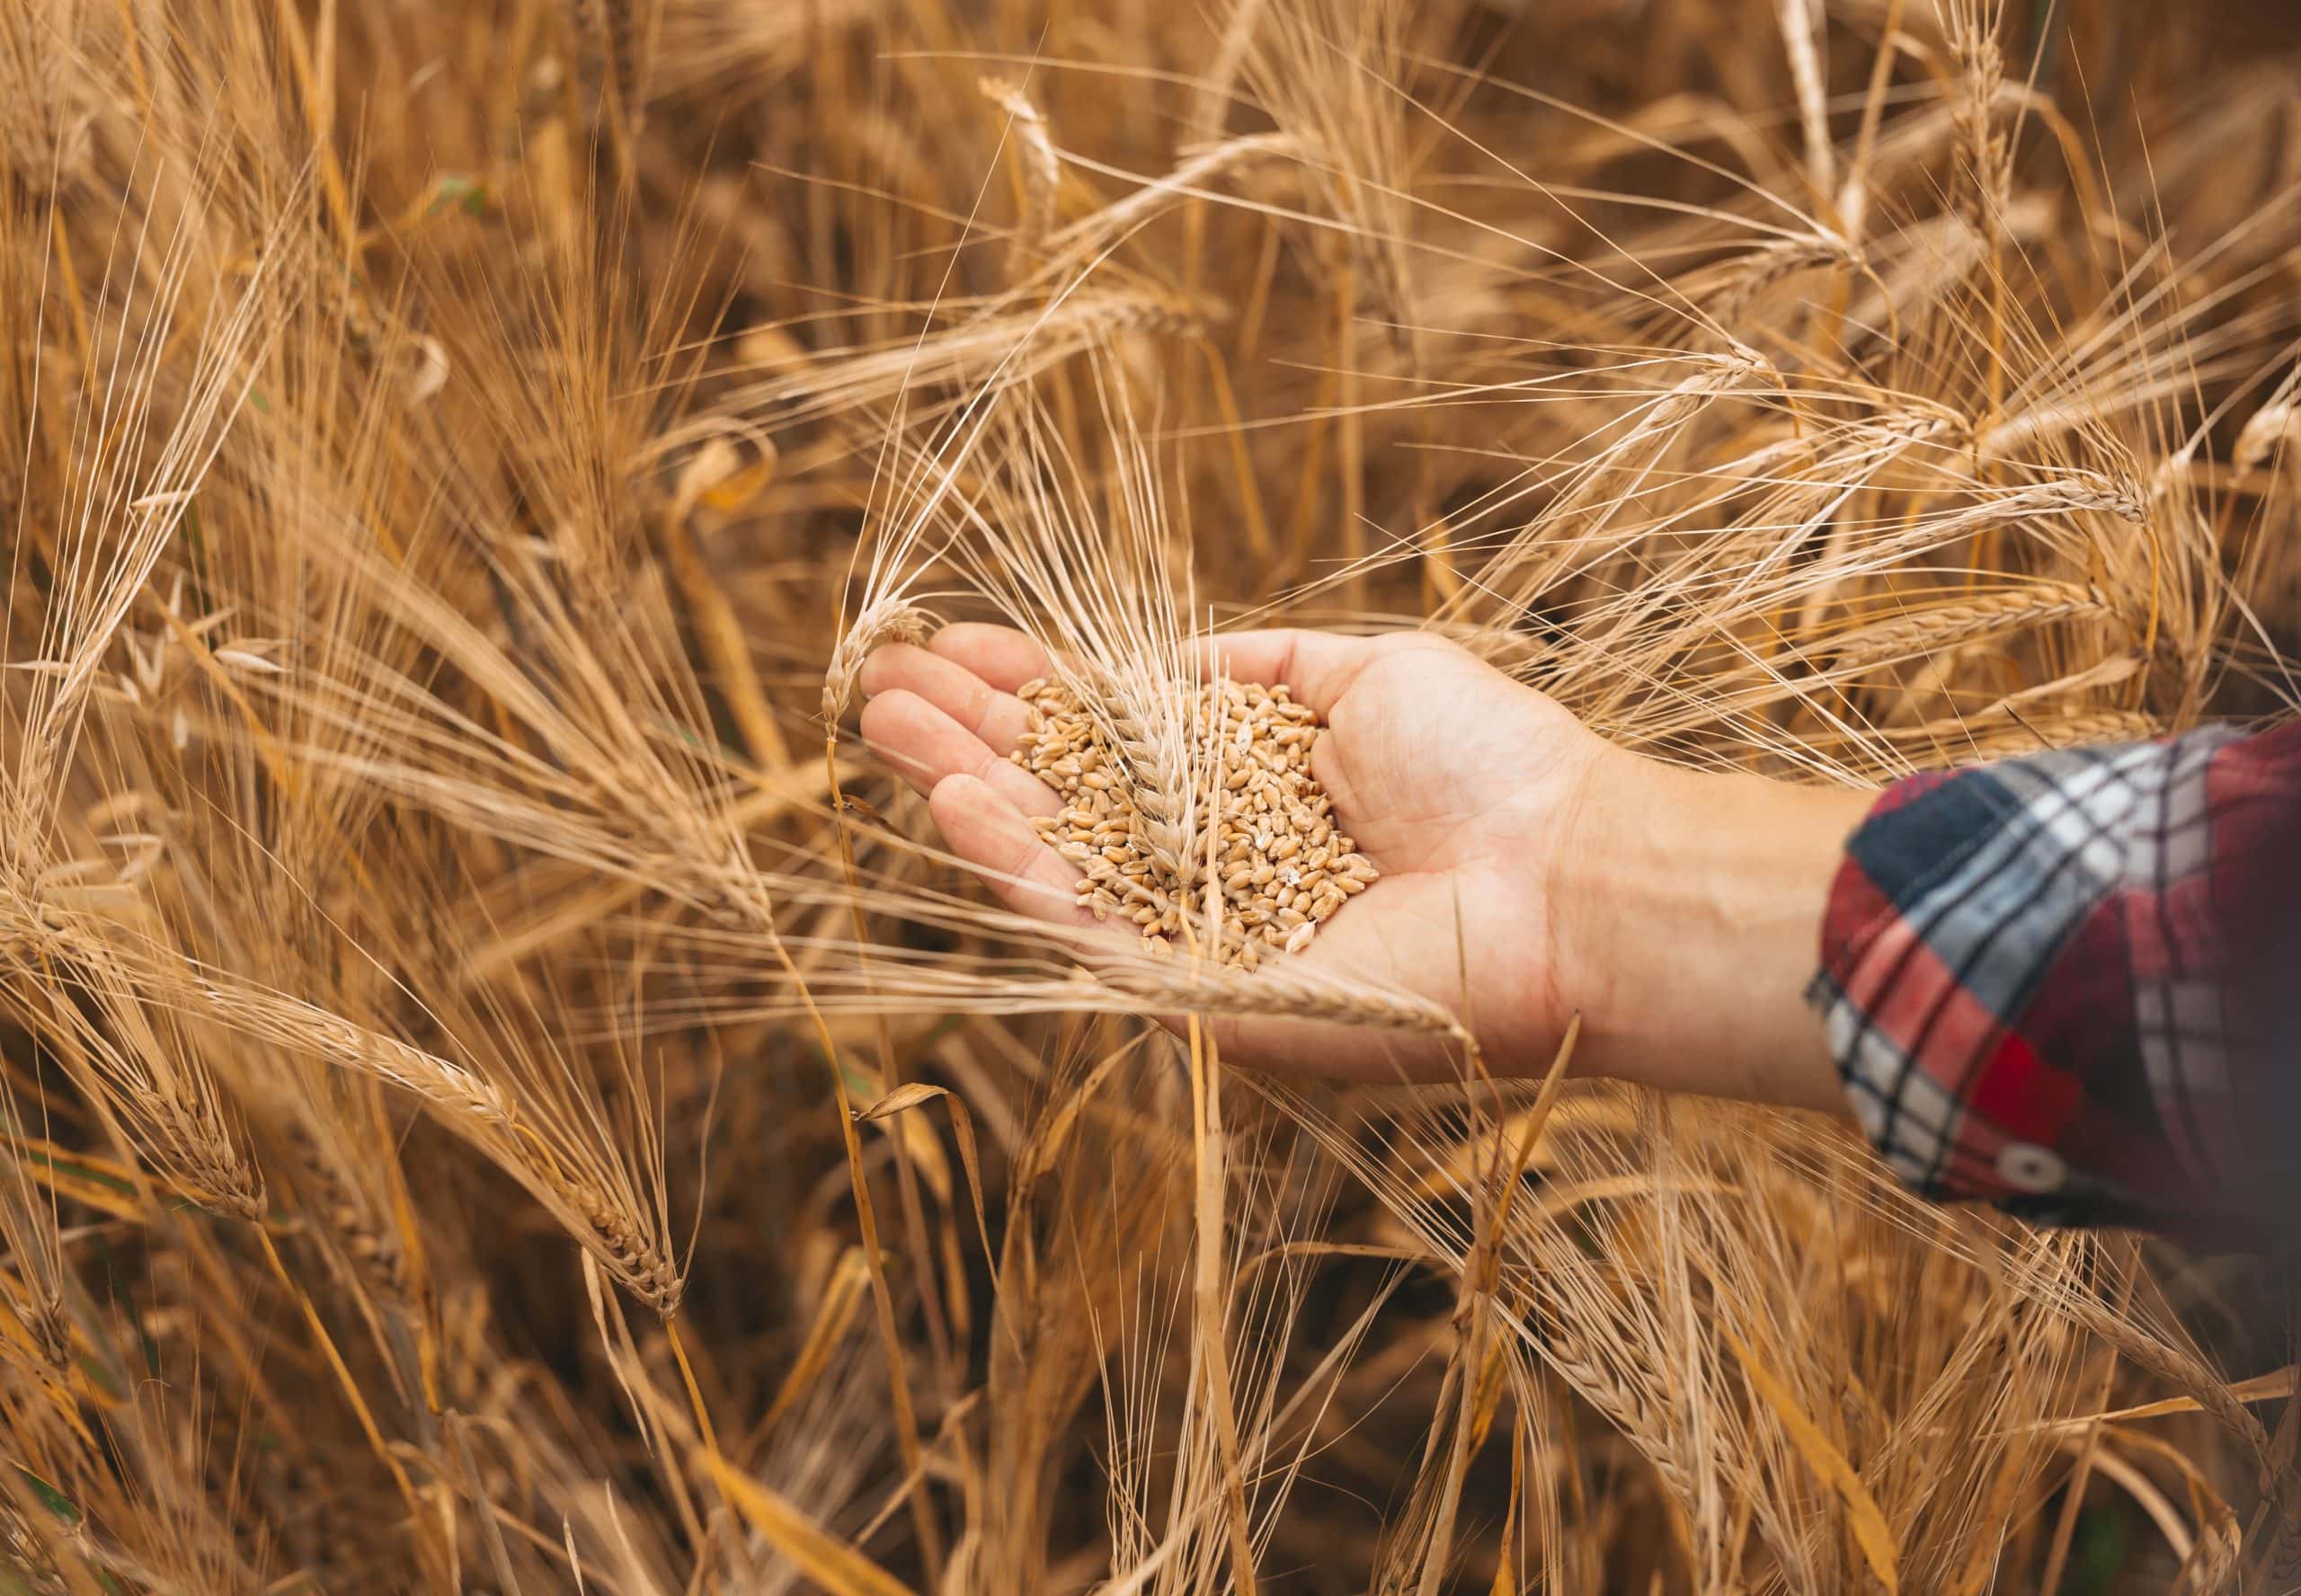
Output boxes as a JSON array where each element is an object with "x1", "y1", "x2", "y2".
[
  {"x1": 271, "y1": 1106, "x2": 411, "y2": 1301},
  {"x1": 1011, "y1": 675, "x2": 1375, "y2": 970},
  {"x1": 979, "y1": 77, "x2": 1059, "y2": 269},
  {"x1": 2237, "y1": 398, "x2": 2298, "y2": 471},
  {"x1": 1805, "y1": 584, "x2": 2116, "y2": 670},
  {"x1": 823, "y1": 600, "x2": 936, "y2": 723}
]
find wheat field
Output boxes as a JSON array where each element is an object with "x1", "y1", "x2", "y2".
[{"x1": 3, "y1": 0, "x2": 2299, "y2": 1590}]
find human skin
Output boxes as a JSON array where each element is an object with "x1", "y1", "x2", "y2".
[{"x1": 857, "y1": 624, "x2": 1874, "y2": 1113}]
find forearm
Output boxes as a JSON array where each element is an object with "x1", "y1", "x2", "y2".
[{"x1": 1557, "y1": 752, "x2": 1872, "y2": 1113}]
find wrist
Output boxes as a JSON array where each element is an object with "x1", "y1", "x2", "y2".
[{"x1": 1555, "y1": 750, "x2": 1872, "y2": 1111}]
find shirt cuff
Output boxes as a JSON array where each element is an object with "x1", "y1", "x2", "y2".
[{"x1": 1804, "y1": 734, "x2": 2264, "y2": 1243}]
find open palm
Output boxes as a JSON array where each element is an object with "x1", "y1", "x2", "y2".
[{"x1": 857, "y1": 625, "x2": 1612, "y2": 1081}]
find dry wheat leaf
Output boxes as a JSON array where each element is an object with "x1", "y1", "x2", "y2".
[
  {"x1": 855, "y1": 1082, "x2": 994, "y2": 1276},
  {"x1": 702, "y1": 1452, "x2": 920, "y2": 1596},
  {"x1": 1720, "y1": 1324, "x2": 1900, "y2": 1594}
]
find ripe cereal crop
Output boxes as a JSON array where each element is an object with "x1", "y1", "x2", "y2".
[{"x1": 2, "y1": 1, "x2": 2297, "y2": 1591}]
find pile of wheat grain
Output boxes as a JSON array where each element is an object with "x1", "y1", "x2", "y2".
[{"x1": 1014, "y1": 674, "x2": 1375, "y2": 967}]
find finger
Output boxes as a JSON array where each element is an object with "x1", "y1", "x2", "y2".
[
  {"x1": 928, "y1": 773, "x2": 1099, "y2": 931},
  {"x1": 1191, "y1": 628, "x2": 1381, "y2": 717},
  {"x1": 928, "y1": 623, "x2": 1058, "y2": 693},
  {"x1": 857, "y1": 690, "x2": 1062, "y2": 817},
  {"x1": 857, "y1": 643, "x2": 1035, "y2": 755},
  {"x1": 935, "y1": 622, "x2": 1388, "y2": 720}
]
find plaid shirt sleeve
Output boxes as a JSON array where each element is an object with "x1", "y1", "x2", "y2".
[{"x1": 1808, "y1": 721, "x2": 2301, "y2": 1243}]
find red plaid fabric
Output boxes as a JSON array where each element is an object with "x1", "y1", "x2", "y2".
[{"x1": 1808, "y1": 721, "x2": 2301, "y2": 1244}]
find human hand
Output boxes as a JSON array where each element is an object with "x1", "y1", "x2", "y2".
[{"x1": 857, "y1": 624, "x2": 1863, "y2": 1105}]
